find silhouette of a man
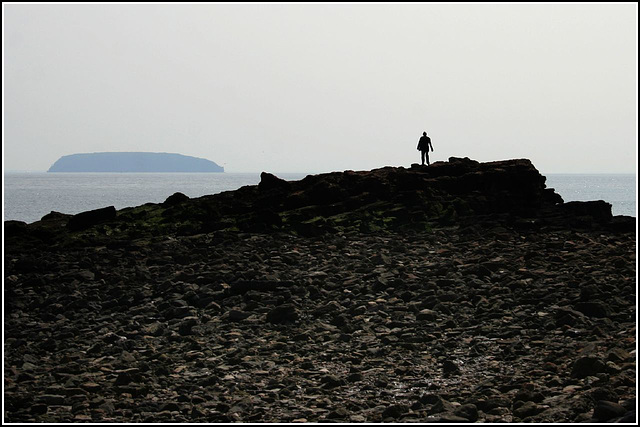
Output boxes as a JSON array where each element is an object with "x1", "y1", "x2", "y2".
[{"x1": 417, "y1": 131, "x2": 434, "y2": 166}]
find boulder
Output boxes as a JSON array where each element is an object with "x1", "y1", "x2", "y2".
[
  {"x1": 163, "y1": 192, "x2": 190, "y2": 206},
  {"x1": 572, "y1": 356, "x2": 608, "y2": 378},
  {"x1": 67, "y1": 206, "x2": 116, "y2": 231},
  {"x1": 258, "y1": 172, "x2": 290, "y2": 191},
  {"x1": 593, "y1": 401, "x2": 627, "y2": 421},
  {"x1": 561, "y1": 200, "x2": 613, "y2": 226},
  {"x1": 266, "y1": 304, "x2": 300, "y2": 324}
]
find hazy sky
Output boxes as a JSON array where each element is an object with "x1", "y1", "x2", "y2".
[{"x1": 3, "y1": 3, "x2": 638, "y2": 173}]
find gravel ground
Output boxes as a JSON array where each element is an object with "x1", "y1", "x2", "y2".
[{"x1": 4, "y1": 224, "x2": 636, "y2": 423}]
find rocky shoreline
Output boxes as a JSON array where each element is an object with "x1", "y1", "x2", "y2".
[{"x1": 4, "y1": 158, "x2": 636, "y2": 423}]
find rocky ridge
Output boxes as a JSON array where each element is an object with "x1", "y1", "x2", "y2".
[{"x1": 4, "y1": 157, "x2": 636, "y2": 422}]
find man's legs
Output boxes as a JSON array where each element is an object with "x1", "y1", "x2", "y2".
[{"x1": 421, "y1": 150, "x2": 430, "y2": 166}]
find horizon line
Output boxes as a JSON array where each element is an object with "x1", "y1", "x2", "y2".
[{"x1": 4, "y1": 169, "x2": 638, "y2": 176}]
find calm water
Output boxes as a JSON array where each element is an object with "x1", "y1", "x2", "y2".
[
  {"x1": 3, "y1": 172, "x2": 307, "y2": 224},
  {"x1": 3, "y1": 172, "x2": 636, "y2": 224}
]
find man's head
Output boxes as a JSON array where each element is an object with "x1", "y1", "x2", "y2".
[{"x1": 423, "y1": 132, "x2": 427, "y2": 136}]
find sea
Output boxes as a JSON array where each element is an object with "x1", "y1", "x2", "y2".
[{"x1": 3, "y1": 172, "x2": 637, "y2": 224}]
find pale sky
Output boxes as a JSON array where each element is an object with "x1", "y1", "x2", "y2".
[{"x1": 3, "y1": 3, "x2": 638, "y2": 173}]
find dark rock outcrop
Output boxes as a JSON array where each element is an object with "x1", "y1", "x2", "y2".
[
  {"x1": 162, "y1": 192, "x2": 190, "y2": 207},
  {"x1": 66, "y1": 206, "x2": 116, "y2": 231},
  {"x1": 6, "y1": 157, "x2": 635, "y2": 245},
  {"x1": 258, "y1": 172, "x2": 290, "y2": 192}
]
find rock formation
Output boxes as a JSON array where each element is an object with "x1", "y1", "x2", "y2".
[{"x1": 4, "y1": 157, "x2": 636, "y2": 423}]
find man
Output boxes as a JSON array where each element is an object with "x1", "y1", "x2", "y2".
[{"x1": 417, "y1": 131, "x2": 434, "y2": 166}]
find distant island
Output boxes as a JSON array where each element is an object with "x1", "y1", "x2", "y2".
[{"x1": 47, "y1": 152, "x2": 224, "y2": 173}]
